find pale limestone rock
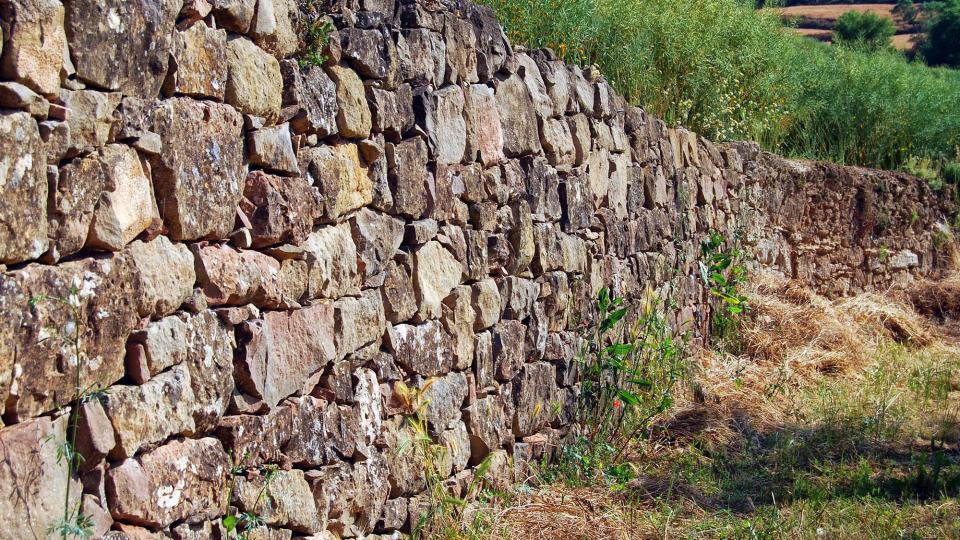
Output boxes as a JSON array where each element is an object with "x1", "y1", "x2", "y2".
[
  {"x1": 248, "y1": 123, "x2": 300, "y2": 175},
  {"x1": 87, "y1": 145, "x2": 160, "y2": 252},
  {"x1": 334, "y1": 289, "x2": 386, "y2": 359},
  {"x1": 329, "y1": 65, "x2": 372, "y2": 139},
  {"x1": 45, "y1": 153, "x2": 104, "y2": 262},
  {"x1": 250, "y1": 0, "x2": 302, "y2": 59},
  {"x1": 300, "y1": 144, "x2": 373, "y2": 221},
  {"x1": 0, "y1": 111, "x2": 47, "y2": 264},
  {"x1": 194, "y1": 244, "x2": 286, "y2": 308},
  {"x1": 471, "y1": 278, "x2": 502, "y2": 330},
  {"x1": 234, "y1": 470, "x2": 321, "y2": 534},
  {"x1": 413, "y1": 240, "x2": 463, "y2": 321},
  {"x1": 225, "y1": 37, "x2": 283, "y2": 120},
  {"x1": 127, "y1": 235, "x2": 196, "y2": 318},
  {"x1": 302, "y1": 223, "x2": 360, "y2": 300},
  {"x1": 0, "y1": 0, "x2": 66, "y2": 96},
  {"x1": 61, "y1": 89, "x2": 121, "y2": 156},
  {"x1": 165, "y1": 22, "x2": 228, "y2": 100}
]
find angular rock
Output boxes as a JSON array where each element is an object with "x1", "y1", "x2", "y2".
[
  {"x1": 442, "y1": 14, "x2": 478, "y2": 84},
  {"x1": 211, "y1": 0, "x2": 256, "y2": 33},
  {"x1": 234, "y1": 469, "x2": 321, "y2": 534},
  {"x1": 165, "y1": 22, "x2": 228, "y2": 100},
  {"x1": 413, "y1": 240, "x2": 464, "y2": 321},
  {"x1": 441, "y1": 285, "x2": 476, "y2": 371},
  {"x1": 225, "y1": 37, "x2": 283, "y2": 120},
  {"x1": 237, "y1": 303, "x2": 336, "y2": 407},
  {"x1": 512, "y1": 362, "x2": 558, "y2": 436},
  {"x1": 241, "y1": 170, "x2": 321, "y2": 249},
  {"x1": 300, "y1": 144, "x2": 372, "y2": 221},
  {"x1": 386, "y1": 320, "x2": 454, "y2": 377},
  {"x1": 493, "y1": 320, "x2": 526, "y2": 381},
  {"x1": 419, "y1": 85, "x2": 467, "y2": 165},
  {"x1": 496, "y1": 74, "x2": 541, "y2": 157},
  {"x1": 0, "y1": 0, "x2": 66, "y2": 96},
  {"x1": 464, "y1": 394, "x2": 511, "y2": 463},
  {"x1": 127, "y1": 235, "x2": 195, "y2": 318},
  {"x1": 46, "y1": 154, "x2": 105, "y2": 262},
  {"x1": 281, "y1": 60, "x2": 338, "y2": 137},
  {"x1": 351, "y1": 208, "x2": 405, "y2": 287},
  {"x1": 301, "y1": 223, "x2": 360, "y2": 300},
  {"x1": 471, "y1": 278, "x2": 502, "y2": 330},
  {"x1": 76, "y1": 399, "x2": 116, "y2": 469},
  {"x1": 465, "y1": 83, "x2": 504, "y2": 166},
  {"x1": 399, "y1": 28, "x2": 445, "y2": 86},
  {"x1": 195, "y1": 244, "x2": 287, "y2": 308},
  {"x1": 0, "y1": 415, "x2": 80, "y2": 537},
  {"x1": 334, "y1": 289, "x2": 386, "y2": 359},
  {"x1": 249, "y1": 123, "x2": 300, "y2": 175},
  {"x1": 0, "y1": 80, "x2": 48, "y2": 116},
  {"x1": 106, "y1": 437, "x2": 230, "y2": 528},
  {"x1": 541, "y1": 116, "x2": 575, "y2": 167},
  {"x1": 65, "y1": 0, "x2": 180, "y2": 97},
  {"x1": 0, "y1": 111, "x2": 47, "y2": 263},
  {"x1": 87, "y1": 144, "x2": 160, "y2": 252},
  {"x1": 250, "y1": 0, "x2": 303, "y2": 59},
  {"x1": 420, "y1": 370, "x2": 468, "y2": 433},
  {"x1": 0, "y1": 255, "x2": 139, "y2": 420},
  {"x1": 329, "y1": 65, "x2": 372, "y2": 139},
  {"x1": 340, "y1": 27, "x2": 399, "y2": 84},
  {"x1": 369, "y1": 83, "x2": 414, "y2": 141},
  {"x1": 381, "y1": 257, "x2": 417, "y2": 324},
  {"x1": 61, "y1": 89, "x2": 122, "y2": 156},
  {"x1": 149, "y1": 98, "x2": 246, "y2": 241},
  {"x1": 387, "y1": 137, "x2": 431, "y2": 219},
  {"x1": 216, "y1": 406, "x2": 294, "y2": 468}
]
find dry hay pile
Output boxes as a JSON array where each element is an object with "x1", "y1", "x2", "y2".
[{"x1": 679, "y1": 272, "x2": 934, "y2": 437}]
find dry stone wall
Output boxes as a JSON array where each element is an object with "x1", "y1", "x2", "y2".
[{"x1": 0, "y1": 0, "x2": 955, "y2": 538}]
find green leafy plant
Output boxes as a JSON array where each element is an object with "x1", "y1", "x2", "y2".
[
  {"x1": 920, "y1": 0, "x2": 960, "y2": 68},
  {"x1": 223, "y1": 456, "x2": 276, "y2": 540},
  {"x1": 32, "y1": 279, "x2": 107, "y2": 540},
  {"x1": 700, "y1": 230, "x2": 750, "y2": 345},
  {"x1": 556, "y1": 286, "x2": 687, "y2": 487},
  {"x1": 299, "y1": 1, "x2": 333, "y2": 69},
  {"x1": 394, "y1": 381, "x2": 495, "y2": 539},
  {"x1": 833, "y1": 11, "x2": 896, "y2": 51}
]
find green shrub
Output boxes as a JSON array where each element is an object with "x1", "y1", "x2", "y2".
[
  {"x1": 477, "y1": 0, "x2": 960, "y2": 175},
  {"x1": 921, "y1": 1, "x2": 960, "y2": 68},
  {"x1": 943, "y1": 162, "x2": 960, "y2": 184},
  {"x1": 832, "y1": 11, "x2": 896, "y2": 51},
  {"x1": 894, "y1": 0, "x2": 919, "y2": 24}
]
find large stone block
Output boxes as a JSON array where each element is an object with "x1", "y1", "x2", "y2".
[
  {"x1": 281, "y1": 60, "x2": 338, "y2": 137},
  {"x1": 351, "y1": 208, "x2": 405, "y2": 288},
  {"x1": 340, "y1": 26, "x2": 399, "y2": 84},
  {"x1": 387, "y1": 137, "x2": 431, "y2": 219},
  {"x1": 369, "y1": 83, "x2": 414, "y2": 141},
  {"x1": 46, "y1": 154, "x2": 105, "y2": 262},
  {"x1": 302, "y1": 223, "x2": 360, "y2": 300},
  {"x1": 106, "y1": 437, "x2": 230, "y2": 529},
  {"x1": 194, "y1": 244, "x2": 287, "y2": 308},
  {"x1": 65, "y1": 0, "x2": 180, "y2": 97},
  {"x1": 420, "y1": 370, "x2": 468, "y2": 433},
  {"x1": 225, "y1": 36, "x2": 283, "y2": 119},
  {"x1": 234, "y1": 469, "x2": 321, "y2": 534},
  {"x1": 237, "y1": 303, "x2": 336, "y2": 408},
  {"x1": 149, "y1": 98, "x2": 246, "y2": 241},
  {"x1": 0, "y1": 111, "x2": 47, "y2": 264},
  {"x1": 465, "y1": 83, "x2": 504, "y2": 166},
  {"x1": 248, "y1": 123, "x2": 300, "y2": 175},
  {"x1": 0, "y1": 255, "x2": 139, "y2": 420},
  {"x1": 300, "y1": 144, "x2": 372, "y2": 221},
  {"x1": 329, "y1": 65, "x2": 372, "y2": 139},
  {"x1": 241, "y1": 170, "x2": 321, "y2": 248},
  {"x1": 419, "y1": 85, "x2": 467, "y2": 165},
  {"x1": 512, "y1": 362, "x2": 558, "y2": 436},
  {"x1": 165, "y1": 22, "x2": 228, "y2": 100},
  {"x1": 87, "y1": 145, "x2": 160, "y2": 252},
  {"x1": 413, "y1": 240, "x2": 463, "y2": 321},
  {"x1": 386, "y1": 320, "x2": 453, "y2": 377},
  {"x1": 334, "y1": 289, "x2": 386, "y2": 359},
  {"x1": 61, "y1": 89, "x2": 121, "y2": 156},
  {"x1": 0, "y1": 415, "x2": 80, "y2": 539},
  {"x1": 496, "y1": 74, "x2": 541, "y2": 157},
  {"x1": 211, "y1": 0, "x2": 256, "y2": 33},
  {"x1": 127, "y1": 235, "x2": 195, "y2": 318},
  {"x1": 0, "y1": 0, "x2": 66, "y2": 96}
]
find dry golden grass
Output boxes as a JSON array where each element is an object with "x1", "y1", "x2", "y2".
[{"x1": 471, "y1": 273, "x2": 960, "y2": 540}]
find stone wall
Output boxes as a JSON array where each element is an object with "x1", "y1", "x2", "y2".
[{"x1": 0, "y1": 0, "x2": 954, "y2": 538}]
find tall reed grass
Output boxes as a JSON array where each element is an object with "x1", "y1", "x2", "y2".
[{"x1": 478, "y1": 0, "x2": 960, "y2": 175}]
